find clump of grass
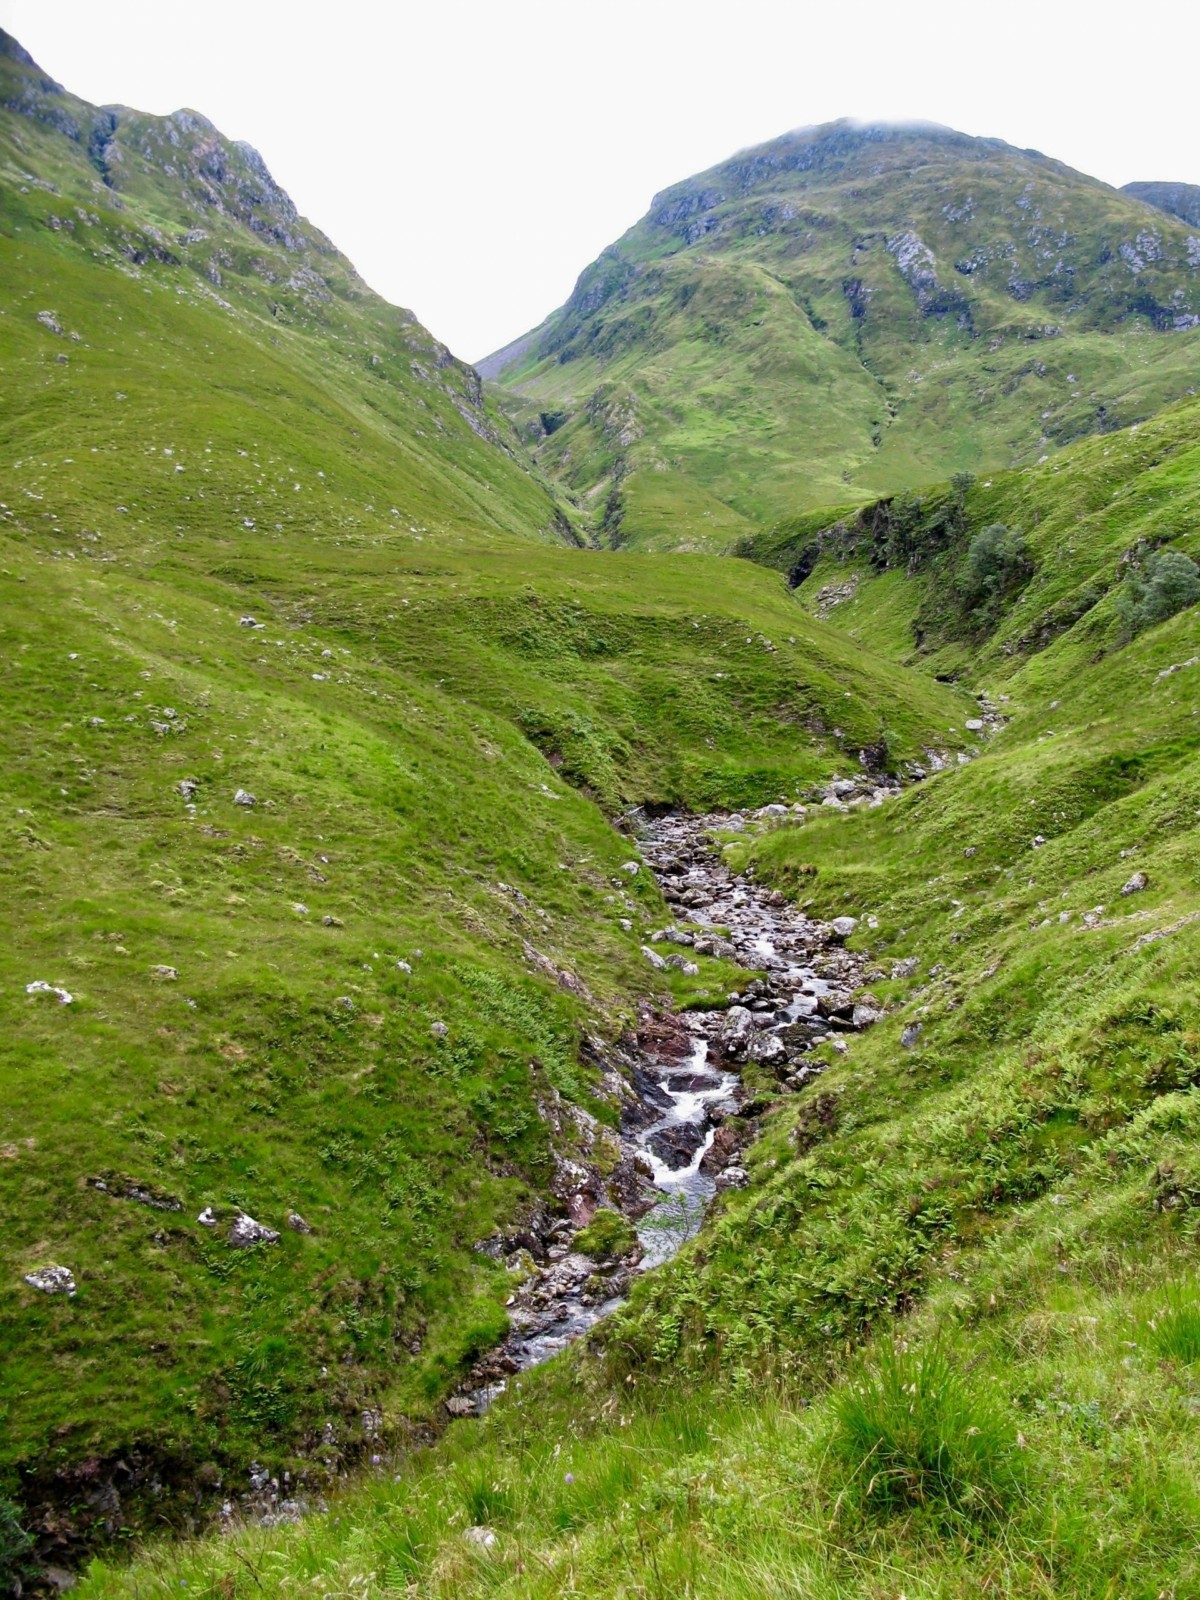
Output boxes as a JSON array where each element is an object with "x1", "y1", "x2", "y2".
[
  {"x1": 574, "y1": 1209, "x2": 638, "y2": 1263},
  {"x1": 828, "y1": 1340, "x2": 1026, "y2": 1521},
  {"x1": 1144, "y1": 1284, "x2": 1200, "y2": 1365}
]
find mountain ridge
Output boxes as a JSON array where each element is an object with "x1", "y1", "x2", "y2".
[{"x1": 485, "y1": 118, "x2": 1200, "y2": 549}]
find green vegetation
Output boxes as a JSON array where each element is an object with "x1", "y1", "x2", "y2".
[
  {"x1": 0, "y1": 26, "x2": 967, "y2": 1553},
  {"x1": 486, "y1": 121, "x2": 1200, "y2": 549},
  {"x1": 7, "y1": 23, "x2": 1200, "y2": 1599}
]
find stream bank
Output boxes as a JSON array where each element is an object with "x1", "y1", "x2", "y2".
[{"x1": 453, "y1": 786, "x2": 893, "y2": 1413}]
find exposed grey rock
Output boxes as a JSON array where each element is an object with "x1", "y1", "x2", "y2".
[
  {"x1": 715, "y1": 1166, "x2": 749, "y2": 1189},
  {"x1": 463, "y1": 1525, "x2": 498, "y2": 1549},
  {"x1": 177, "y1": 777, "x2": 199, "y2": 801},
  {"x1": 965, "y1": 718, "x2": 985, "y2": 732},
  {"x1": 36, "y1": 309, "x2": 62, "y2": 334},
  {"x1": 197, "y1": 1206, "x2": 217, "y2": 1226},
  {"x1": 829, "y1": 915, "x2": 858, "y2": 940},
  {"x1": 1121, "y1": 871, "x2": 1149, "y2": 896},
  {"x1": 287, "y1": 1212, "x2": 312, "y2": 1233},
  {"x1": 620, "y1": 861, "x2": 640, "y2": 876},
  {"x1": 641, "y1": 945, "x2": 667, "y2": 970},
  {"x1": 892, "y1": 958, "x2": 919, "y2": 978},
  {"x1": 1032, "y1": 834, "x2": 1046, "y2": 848},
  {"x1": 748, "y1": 1031, "x2": 787, "y2": 1066},
  {"x1": 664, "y1": 953, "x2": 699, "y2": 975},
  {"x1": 901, "y1": 1023, "x2": 923, "y2": 1049},
  {"x1": 233, "y1": 788, "x2": 256, "y2": 806},
  {"x1": 229, "y1": 1212, "x2": 279, "y2": 1248},
  {"x1": 150, "y1": 964, "x2": 178, "y2": 981},
  {"x1": 26, "y1": 979, "x2": 73, "y2": 1004},
  {"x1": 431, "y1": 1020, "x2": 448, "y2": 1038},
  {"x1": 24, "y1": 1264, "x2": 76, "y2": 1296},
  {"x1": 851, "y1": 1004, "x2": 881, "y2": 1028},
  {"x1": 718, "y1": 1005, "x2": 756, "y2": 1059},
  {"x1": 321, "y1": 914, "x2": 344, "y2": 927}
]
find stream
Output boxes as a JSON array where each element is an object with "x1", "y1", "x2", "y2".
[{"x1": 452, "y1": 794, "x2": 881, "y2": 1414}]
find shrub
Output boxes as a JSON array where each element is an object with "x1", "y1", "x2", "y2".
[
  {"x1": 1115, "y1": 547, "x2": 1200, "y2": 639},
  {"x1": 829, "y1": 1340, "x2": 1026, "y2": 1521},
  {"x1": 957, "y1": 523, "x2": 1033, "y2": 626}
]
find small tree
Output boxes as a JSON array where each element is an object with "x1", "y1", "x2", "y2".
[
  {"x1": 957, "y1": 523, "x2": 1033, "y2": 626},
  {"x1": 1115, "y1": 547, "x2": 1200, "y2": 639}
]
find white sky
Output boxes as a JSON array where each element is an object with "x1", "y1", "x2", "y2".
[{"x1": 5, "y1": 0, "x2": 1199, "y2": 361}]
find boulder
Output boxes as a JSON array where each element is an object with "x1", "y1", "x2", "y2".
[
  {"x1": 229, "y1": 1212, "x2": 280, "y2": 1248},
  {"x1": 748, "y1": 1031, "x2": 787, "y2": 1066},
  {"x1": 233, "y1": 788, "x2": 256, "y2": 807},
  {"x1": 718, "y1": 1005, "x2": 756, "y2": 1059},
  {"x1": 1121, "y1": 871, "x2": 1148, "y2": 896},
  {"x1": 24, "y1": 1265, "x2": 76, "y2": 1296},
  {"x1": 829, "y1": 915, "x2": 858, "y2": 940},
  {"x1": 641, "y1": 945, "x2": 667, "y2": 971},
  {"x1": 715, "y1": 1166, "x2": 749, "y2": 1190},
  {"x1": 901, "y1": 1023, "x2": 923, "y2": 1049}
]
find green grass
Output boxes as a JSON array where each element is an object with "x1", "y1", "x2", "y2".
[
  {"x1": 0, "y1": 33, "x2": 971, "y2": 1546},
  {"x1": 489, "y1": 120, "x2": 1200, "y2": 549}
]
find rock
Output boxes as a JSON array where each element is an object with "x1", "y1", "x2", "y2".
[
  {"x1": 177, "y1": 777, "x2": 199, "y2": 801},
  {"x1": 618, "y1": 918, "x2": 633, "y2": 932},
  {"x1": 620, "y1": 861, "x2": 640, "y2": 876},
  {"x1": 463, "y1": 1525, "x2": 497, "y2": 1549},
  {"x1": 321, "y1": 915, "x2": 344, "y2": 927},
  {"x1": 1121, "y1": 871, "x2": 1148, "y2": 896},
  {"x1": 396, "y1": 958, "x2": 412, "y2": 973},
  {"x1": 287, "y1": 1212, "x2": 312, "y2": 1233},
  {"x1": 665, "y1": 954, "x2": 699, "y2": 976},
  {"x1": 816, "y1": 990, "x2": 853, "y2": 1020},
  {"x1": 1032, "y1": 835, "x2": 1046, "y2": 848},
  {"x1": 829, "y1": 778, "x2": 857, "y2": 798},
  {"x1": 829, "y1": 916, "x2": 858, "y2": 940},
  {"x1": 663, "y1": 928, "x2": 695, "y2": 946},
  {"x1": 851, "y1": 1004, "x2": 881, "y2": 1029},
  {"x1": 647, "y1": 1122, "x2": 708, "y2": 1169},
  {"x1": 233, "y1": 788, "x2": 256, "y2": 807},
  {"x1": 748, "y1": 1031, "x2": 787, "y2": 1065},
  {"x1": 24, "y1": 1264, "x2": 76, "y2": 1296},
  {"x1": 831, "y1": 1038, "x2": 849, "y2": 1054},
  {"x1": 150, "y1": 965, "x2": 178, "y2": 981},
  {"x1": 892, "y1": 958, "x2": 919, "y2": 978},
  {"x1": 238, "y1": 615, "x2": 260, "y2": 627},
  {"x1": 197, "y1": 1206, "x2": 217, "y2": 1227},
  {"x1": 444, "y1": 1396, "x2": 476, "y2": 1419},
  {"x1": 641, "y1": 945, "x2": 667, "y2": 970},
  {"x1": 228, "y1": 1212, "x2": 280, "y2": 1248},
  {"x1": 757, "y1": 804, "x2": 788, "y2": 817},
  {"x1": 965, "y1": 718, "x2": 985, "y2": 732},
  {"x1": 718, "y1": 1005, "x2": 756, "y2": 1059},
  {"x1": 26, "y1": 980, "x2": 73, "y2": 1004},
  {"x1": 715, "y1": 1166, "x2": 749, "y2": 1190},
  {"x1": 36, "y1": 310, "x2": 62, "y2": 334},
  {"x1": 431, "y1": 1020, "x2": 448, "y2": 1038},
  {"x1": 901, "y1": 1023, "x2": 923, "y2": 1049}
]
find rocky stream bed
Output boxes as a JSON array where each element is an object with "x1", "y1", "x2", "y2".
[{"x1": 450, "y1": 791, "x2": 891, "y2": 1415}]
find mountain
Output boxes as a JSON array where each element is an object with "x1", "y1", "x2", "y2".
[
  {"x1": 1124, "y1": 179, "x2": 1200, "y2": 229},
  {"x1": 485, "y1": 120, "x2": 1200, "y2": 549},
  {"x1": 0, "y1": 31, "x2": 970, "y2": 1562}
]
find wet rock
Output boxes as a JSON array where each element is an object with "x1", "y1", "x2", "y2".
[
  {"x1": 228, "y1": 1212, "x2": 279, "y2": 1248},
  {"x1": 24, "y1": 1264, "x2": 76, "y2": 1296},
  {"x1": 647, "y1": 1121, "x2": 708, "y2": 1169},
  {"x1": 715, "y1": 1166, "x2": 749, "y2": 1190}
]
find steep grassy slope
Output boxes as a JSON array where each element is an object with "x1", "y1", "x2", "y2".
[
  {"x1": 0, "y1": 28, "x2": 572, "y2": 546},
  {"x1": 485, "y1": 121, "x2": 1200, "y2": 549},
  {"x1": 743, "y1": 390, "x2": 1200, "y2": 684},
  {"x1": 76, "y1": 400, "x2": 1200, "y2": 1600},
  {"x1": 0, "y1": 31, "x2": 974, "y2": 1565}
]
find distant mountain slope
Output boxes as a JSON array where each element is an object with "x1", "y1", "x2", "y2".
[
  {"x1": 1123, "y1": 179, "x2": 1200, "y2": 229},
  {"x1": 0, "y1": 27, "x2": 576, "y2": 545},
  {"x1": 486, "y1": 120, "x2": 1200, "y2": 549}
]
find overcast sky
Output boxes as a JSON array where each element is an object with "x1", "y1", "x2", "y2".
[{"x1": 5, "y1": 0, "x2": 1198, "y2": 361}]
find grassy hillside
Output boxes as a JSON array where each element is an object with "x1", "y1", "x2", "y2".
[
  {"x1": 73, "y1": 392, "x2": 1200, "y2": 1600},
  {"x1": 485, "y1": 121, "x2": 1200, "y2": 549},
  {"x1": 0, "y1": 30, "x2": 975, "y2": 1567}
]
